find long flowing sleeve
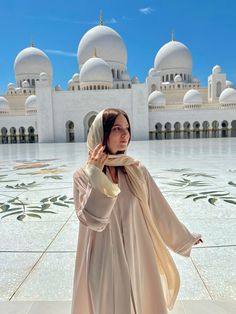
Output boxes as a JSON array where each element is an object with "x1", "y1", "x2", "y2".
[
  {"x1": 141, "y1": 165, "x2": 201, "y2": 257},
  {"x1": 73, "y1": 165, "x2": 120, "y2": 232}
]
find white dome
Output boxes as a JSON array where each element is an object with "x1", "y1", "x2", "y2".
[
  {"x1": 183, "y1": 89, "x2": 202, "y2": 104},
  {"x1": 148, "y1": 68, "x2": 158, "y2": 77},
  {"x1": 39, "y1": 72, "x2": 49, "y2": 82},
  {"x1": 148, "y1": 91, "x2": 166, "y2": 107},
  {"x1": 8, "y1": 83, "x2": 15, "y2": 89},
  {"x1": 22, "y1": 80, "x2": 29, "y2": 88},
  {"x1": 25, "y1": 95, "x2": 37, "y2": 108},
  {"x1": 154, "y1": 41, "x2": 192, "y2": 71},
  {"x1": 192, "y1": 76, "x2": 199, "y2": 83},
  {"x1": 55, "y1": 84, "x2": 62, "y2": 91},
  {"x1": 219, "y1": 87, "x2": 236, "y2": 104},
  {"x1": 72, "y1": 73, "x2": 80, "y2": 82},
  {"x1": 226, "y1": 80, "x2": 234, "y2": 88},
  {"x1": 68, "y1": 79, "x2": 73, "y2": 86},
  {"x1": 80, "y1": 57, "x2": 113, "y2": 84},
  {"x1": 0, "y1": 96, "x2": 9, "y2": 109},
  {"x1": 131, "y1": 76, "x2": 139, "y2": 84},
  {"x1": 14, "y1": 47, "x2": 52, "y2": 79},
  {"x1": 212, "y1": 65, "x2": 221, "y2": 74},
  {"x1": 78, "y1": 25, "x2": 127, "y2": 68},
  {"x1": 174, "y1": 74, "x2": 182, "y2": 83}
]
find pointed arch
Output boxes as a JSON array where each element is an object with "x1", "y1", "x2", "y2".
[
  {"x1": 83, "y1": 111, "x2": 98, "y2": 141},
  {"x1": 65, "y1": 121, "x2": 75, "y2": 142}
]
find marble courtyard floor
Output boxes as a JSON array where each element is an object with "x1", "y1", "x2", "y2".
[{"x1": 0, "y1": 138, "x2": 235, "y2": 314}]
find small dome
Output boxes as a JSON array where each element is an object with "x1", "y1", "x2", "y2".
[
  {"x1": 25, "y1": 95, "x2": 37, "y2": 108},
  {"x1": 226, "y1": 80, "x2": 234, "y2": 88},
  {"x1": 174, "y1": 74, "x2": 182, "y2": 83},
  {"x1": 192, "y1": 76, "x2": 199, "y2": 83},
  {"x1": 131, "y1": 76, "x2": 139, "y2": 84},
  {"x1": 183, "y1": 89, "x2": 202, "y2": 104},
  {"x1": 219, "y1": 87, "x2": 236, "y2": 104},
  {"x1": 39, "y1": 72, "x2": 49, "y2": 82},
  {"x1": 55, "y1": 84, "x2": 62, "y2": 91},
  {"x1": 149, "y1": 68, "x2": 158, "y2": 77},
  {"x1": 68, "y1": 79, "x2": 73, "y2": 86},
  {"x1": 8, "y1": 83, "x2": 15, "y2": 89},
  {"x1": 15, "y1": 87, "x2": 22, "y2": 95},
  {"x1": 148, "y1": 90, "x2": 166, "y2": 107},
  {"x1": 14, "y1": 46, "x2": 52, "y2": 79},
  {"x1": 22, "y1": 80, "x2": 29, "y2": 88},
  {"x1": 154, "y1": 41, "x2": 192, "y2": 72},
  {"x1": 80, "y1": 57, "x2": 113, "y2": 84},
  {"x1": 72, "y1": 73, "x2": 80, "y2": 82},
  {"x1": 0, "y1": 96, "x2": 9, "y2": 109},
  {"x1": 78, "y1": 25, "x2": 127, "y2": 69},
  {"x1": 212, "y1": 65, "x2": 221, "y2": 74}
]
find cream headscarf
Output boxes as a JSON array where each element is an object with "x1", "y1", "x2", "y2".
[{"x1": 87, "y1": 109, "x2": 180, "y2": 311}]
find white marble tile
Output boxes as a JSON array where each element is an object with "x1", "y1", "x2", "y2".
[
  {"x1": 214, "y1": 300, "x2": 236, "y2": 314},
  {"x1": 191, "y1": 247, "x2": 236, "y2": 299},
  {"x1": 170, "y1": 253, "x2": 211, "y2": 300},
  {"x1": 0, "y1": 191, "x2": 25, "y2": 203},
  {"x1": 69, "y1": 211, "x2": 79, "y2": 222},
  {"x1": 0, "y1": 253, "x2": 41, "y2": 301},
  {"x1": 0, "y1": 220, "x2": 66, "y2": 251},
  {"x1": 0, "y1": 300, "x2": 235, "y2": 314},
  {"x1": 47, "y1": 220, "x2": 79, "y2": 252},
  {"x1": 169, "y1": 301, "x2": 187, "y2": 313},
  {"x1": 182, "y1": 300, "x2": 236, "y2": 314},
  {"x1": 0, "y1": 139, "x2": 236, "y2": 304},
  {"x1": 0, "y1": 188, "x2": 74, "y2": 223},
  {"x1": 0, "y1": 301, "x2": 33, "y2": 314},
  {"x1": 12, "y1": 253, "x2": 76, "y2": 301},
  {"x1": 181, "y1": 218, "x2": 236, "y2": 247},
  {"x1": 162, "y1": 192, "x2": 236, "y2": 219},
  {"x1": 28, "y1": 301, "x2": 71, "y2": 314}
]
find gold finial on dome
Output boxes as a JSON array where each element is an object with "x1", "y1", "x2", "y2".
[
  {"x1": 93, "y1": 48, "x2": 97, "y2": 57},
  {"x1": 171, "y1": 30, "x2": 175, "y2": 41},
  {"x1": 99, "y1": 10, "x2": 103, "y2": 25},
  {"x1": 30, "y1": 40, "x2": 35, "y2": 47}
]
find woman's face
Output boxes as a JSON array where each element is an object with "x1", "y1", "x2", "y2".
[{"x1": 107, "y1": 114, "x2": 130, "y2": 154}]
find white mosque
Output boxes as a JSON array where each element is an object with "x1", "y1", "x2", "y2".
[{"x1": 0, "y1": 17, "x2": 236, "y2": 144}]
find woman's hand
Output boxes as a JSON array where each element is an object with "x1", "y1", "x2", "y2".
[
  {"x1": 194, "y1": 238, "x2": 203, "y2": 245},
  {"x1": 87, "y1": 144, "x2": 108, "y2": 170}
]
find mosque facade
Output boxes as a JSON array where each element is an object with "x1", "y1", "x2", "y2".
[{"x1": 0, "y1": 20, "x2": 236, "y2": 144}]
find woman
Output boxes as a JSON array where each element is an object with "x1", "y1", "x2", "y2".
[{"x1": 71, "y1": 108, "x2": 202, "y2": 314}]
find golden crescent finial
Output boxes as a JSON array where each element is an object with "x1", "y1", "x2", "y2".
[
  {"x1": 100, "y1": 10, "x2": 103, "y2": 25},
  {"x1": 172, "y1": 30, "x2": 175, "y2": 41}
]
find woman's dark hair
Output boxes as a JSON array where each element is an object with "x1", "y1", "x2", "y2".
[{"x1": 102, "y1": 108, "x2": 131, "y2": 154}]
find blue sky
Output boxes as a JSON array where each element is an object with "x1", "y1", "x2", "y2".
[{"x1": 0, "y1": 0, "x2": 235, "y2": 93}]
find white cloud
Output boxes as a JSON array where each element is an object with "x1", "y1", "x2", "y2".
[
  {"x1": 44, "y1": 49, "x2": 77, "y2": 57},
  {"x1": 104, "y1": 18, "x2": 117, "y2": 24},
  {"x1": 122, "y1": 16, "x2": 135, "y2": 21},
  {"x1": 139, "y1": 7, "x2": 154, "y2": 15}
]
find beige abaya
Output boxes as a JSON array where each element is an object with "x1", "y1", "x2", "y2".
[{"x1": 71, "y1": 163, "x2": 201, "y2": 314}]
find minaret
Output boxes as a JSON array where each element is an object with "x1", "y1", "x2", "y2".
[
  {"x1": 36, "y1": 72, "x2": 55, "y2": 142},
  {"x1": 208, "y1": 66, "x2": 226, "y2": 103}
]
